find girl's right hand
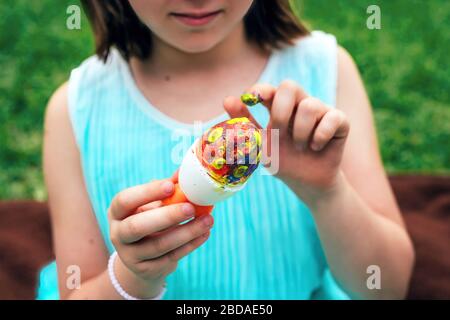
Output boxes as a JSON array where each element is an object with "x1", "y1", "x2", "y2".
[{"x1": 108, "y1": 178, "x2": 214, "y2": 298}]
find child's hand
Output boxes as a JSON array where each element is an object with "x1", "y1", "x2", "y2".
[
  {"x1": 108, "y1": 178, "x2": 213, "y2": 298},
  {"x1": 224, "y1": 81, "x2": 350, "y2": 204}
]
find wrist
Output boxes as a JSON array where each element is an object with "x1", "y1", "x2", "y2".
[
  {"x1": 114, "y1": 253, "x2": 166, "y2": 299},
  {"x1": 286, "y1": 171, "x2": 349, "y2": 211}
]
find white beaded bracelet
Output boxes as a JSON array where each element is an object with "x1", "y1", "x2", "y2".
[{"x1": 108, "y1": 251, "x2": 167, "y2": 300}]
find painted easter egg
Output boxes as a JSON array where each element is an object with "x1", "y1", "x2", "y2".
[{"x1": 196, "y1": 117, "x2": 262, "y2": 187}]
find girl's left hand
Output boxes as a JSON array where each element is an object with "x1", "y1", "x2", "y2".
[{"x1": 224, "y1": 80, "x2": 350, "y2": 204}]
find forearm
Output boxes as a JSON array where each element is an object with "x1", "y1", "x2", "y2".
[
  {"x1": 290, "y1": 173, "x2": 414, "y2": 299},
  {"x1": 65, "y1": 269, "x2": 119, "y2": 300},
  {"x1": 64, "y1": 257, "x2": 165, "y2": 300}
]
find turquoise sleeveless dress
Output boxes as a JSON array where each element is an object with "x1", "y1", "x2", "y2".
[{"x1": 36, "y1": 31, "x2": 349, "y2": 300}]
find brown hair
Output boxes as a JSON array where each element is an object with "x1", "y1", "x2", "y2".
[{"x1": 80, "y1": 0, "x2": 309, "y2": 62}]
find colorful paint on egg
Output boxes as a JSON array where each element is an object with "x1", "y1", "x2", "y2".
[{"x1": 196, "y1": 117, "x2": 262, "y2": 187}]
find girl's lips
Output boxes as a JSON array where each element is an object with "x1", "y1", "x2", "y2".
[{"x1": 170, "y1": 10, "x2": 223, "y2": 27}]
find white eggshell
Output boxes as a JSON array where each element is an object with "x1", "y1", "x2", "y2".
[{"x1": 178, "y1": 139, "x2": 245, "y2": 206}]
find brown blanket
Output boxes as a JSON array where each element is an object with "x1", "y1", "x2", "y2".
[{"x1": 0, "y1": 175, "x2": 449, "y2": 299}]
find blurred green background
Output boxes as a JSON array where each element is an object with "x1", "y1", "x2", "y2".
[{"x1": 0, "y1": 0, "x2": 449, "y2": 199}]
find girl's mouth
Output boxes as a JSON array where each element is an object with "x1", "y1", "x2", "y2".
[{"x1": 170, "y1": 10, "x2": 223, "y2": 27}]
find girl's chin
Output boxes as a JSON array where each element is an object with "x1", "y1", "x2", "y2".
[{"x1": 172, "y1": 39, "x2": 223, "y2": 54}]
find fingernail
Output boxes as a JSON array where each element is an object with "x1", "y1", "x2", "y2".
[
  {"x1": 162, "y1": 181, "x2": 174, "y2": 194},
  {"x1": 181, "y1": 203, "x2": 195, "y2": 217},
  {"x1": 311, "y1": 143, "x2": 323, "y2": 151},
  {"x1": 202, "y1": 231, "x2": 210, "y2": 239},
  {"x1": 201, "y1": 214, "x2": 214, "y2": 227}
]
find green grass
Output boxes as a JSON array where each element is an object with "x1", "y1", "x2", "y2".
[
  {"x1": 298, "y1": 0, "x2": 450, "y2": 174},
  {"x1": 0, "y1": 0, "x2": 449, "y2": 199}
]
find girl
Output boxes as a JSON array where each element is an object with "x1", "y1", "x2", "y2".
[{"x1": 39, "y1": 0, "x2": 414, "y2": 299}]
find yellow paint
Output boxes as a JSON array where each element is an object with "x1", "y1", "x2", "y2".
[
  {"x1": 207, "y1": 127, "x2": 223, "y2": 143},
  {"x1": 233, "y1": 165, "x2": 248, "y2": 178},
  {"x1": 226, "y1": 117, "x2": 249, "y2": 125},
  {"x1": 241, "y1": 93, "x2": 261, "y2": 106},
  {"x1": 211, "y1": 157, "x2": 226, "y2": 170},
  {"x1": 254, "y1": 130, "x2": 261, "y2": 147}
]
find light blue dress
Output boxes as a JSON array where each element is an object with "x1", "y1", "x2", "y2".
[{"x1": 37, "y1": 31, "x2": 350, "y2": 300}]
